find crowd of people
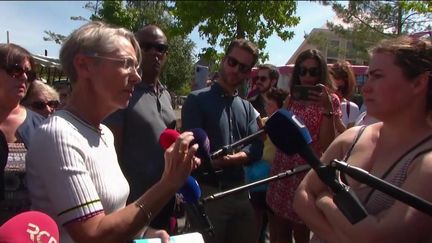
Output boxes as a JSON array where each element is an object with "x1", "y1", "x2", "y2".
[{"x1": 0, "y1": 19, "x2": 431, "y2": 243}]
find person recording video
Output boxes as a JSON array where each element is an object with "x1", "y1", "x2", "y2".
[{"x1": 266, "y1": 49, "x2": 343, "y2": 243}]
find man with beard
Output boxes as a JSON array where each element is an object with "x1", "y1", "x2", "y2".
[
  {"x1": 104, "y1": 25, "x2": 176, "y2": 236},
  {"x1": 181, "y1": 39, "x2": 263, "y2": 243},
  {"x1": 248, "y1": 64, "x2": 279, "y2": 117}
]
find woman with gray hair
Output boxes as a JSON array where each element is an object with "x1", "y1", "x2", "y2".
[
  {"x1": 21, "y1": 80, "x2": 60, "y2": 118},
  {"x1": 26, "y1": 21, "x2": 200, "y2": 243}
]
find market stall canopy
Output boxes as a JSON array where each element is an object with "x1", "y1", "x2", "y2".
[
  {"x1": 31, "y1": 54, "x2": 61, "y2": 69},
  {"x1": 31, "y1": 54, "x2": 66, "y2": 84}
]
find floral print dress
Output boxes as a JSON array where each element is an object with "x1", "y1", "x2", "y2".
[{"x1": 266, "y1": 94, "x2": 341, "y2": 223}]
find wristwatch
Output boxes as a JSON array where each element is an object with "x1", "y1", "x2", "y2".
[{"x1": 322, "y1": 111, "x2": 334, "y2": 118}]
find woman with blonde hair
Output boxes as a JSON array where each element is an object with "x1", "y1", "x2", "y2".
[{"x1": 21, "y1": 80, "x2": 60, "y2": 118}]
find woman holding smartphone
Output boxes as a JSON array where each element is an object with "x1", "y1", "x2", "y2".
[
  {"x1": 294, "y1": 36, "x2": 432, "y2": 243},
  {"x1": 266, "y1": 49, "x2": 343, "y2": 243}
]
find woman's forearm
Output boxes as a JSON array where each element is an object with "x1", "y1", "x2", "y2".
[
  {"x1": 67, "y1": 181, "x2": 178, "y2": 243},
  {"x1": 319, "y1": 114, "x2": 337, "y2": 150},
  {"x1": 294, "y1": 176, "x2": 342, "y2": 243}
]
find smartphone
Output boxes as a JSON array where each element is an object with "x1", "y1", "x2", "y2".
[{"x1": 292, "y1": 85, "x2": 322, "y2": 101}]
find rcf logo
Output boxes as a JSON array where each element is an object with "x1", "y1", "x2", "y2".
[{"x1": 26, "y1": 223, "x2": 57, "y2": 243}]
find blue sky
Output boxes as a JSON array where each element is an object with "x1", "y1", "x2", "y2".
[{"x1": 0, "y1": 1, "x2": 335, "y2": 66}]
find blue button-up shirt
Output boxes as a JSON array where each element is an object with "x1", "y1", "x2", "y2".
[{"x1": 182, "y1": 82, "x2": 263, "y2": 182}]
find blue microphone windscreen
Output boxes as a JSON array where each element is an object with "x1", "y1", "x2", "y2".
[
  {"x1": 178, "y1": 176, "x2": 201, "y2": 203},
  {"x1": 189, "y1": 128, "x2": 211, "y2": 159},
  {"x1": 266, "y1": 109, "x2": 312, "y2": 156}
]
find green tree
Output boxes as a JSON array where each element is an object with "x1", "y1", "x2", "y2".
[
  {"x1": 170, "y1": 1, "x2": 300, "y2": 66},
  {"x1": 311, "y1": 0, "x2": 432, "y2": 60},
  {"x1": 43, "y1": 0, "x2": 196, "y2": 95}
]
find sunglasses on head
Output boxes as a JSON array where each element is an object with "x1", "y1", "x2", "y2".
[
  {"x1": 253, "y1": 75, "x2": 269, "y2": 83},
  {"x1": 226, "y1": 56, "x2": 251, "y2": 74},
  {"x1": 140, "y1": 42, "x2": 169, "y2": 54},
  {"x1": 2, "y1": 63, "x2": 36, "y2": 82},
  {"x1": 299, "y1": 67, "x2": 320, "y2": 77},
  {"x1": 31, "y1": 100, "x2": 60, "y2": 110}
]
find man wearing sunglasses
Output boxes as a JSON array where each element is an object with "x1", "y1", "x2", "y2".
[
  {"x1": 248, "y1": 64, "x2": 279, "y2": 118},
  {"x1": 104, "y1": 25, "x2": 176, "y2": 236},
  {"x1": 182, "y1": 39, "x2": 263, "y2": 243}
]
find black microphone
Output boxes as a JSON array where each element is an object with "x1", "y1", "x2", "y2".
[
  {"x1": 188, "y1": 128, "x2": 219, "y2": 186},
  {"x1": 266, "y1": 109, "x2": 368, "y2": 224}
]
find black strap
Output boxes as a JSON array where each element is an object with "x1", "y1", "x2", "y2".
[
  {"x1": 363, "y1": 134, "x2": 432, "y2": 205},
  {"x1": 343, "y1": 125, "x2": 367, "y2": 161},
  {"x1": 346, "y1": 100, "x2": 351, "y2": 118},
  {"x1": 340, "y1": 125, "x2": 367, "y2": 184}
]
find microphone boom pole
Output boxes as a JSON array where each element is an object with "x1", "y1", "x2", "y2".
[
  {"x1": 210, "y1": 129, "x2": 266, "y2": 160},
  {"x1": 202, "y1": 164, "x2": 311, "y2": 203},
  {"x1": 331, "y1": 159, "x2": 432, "y2": 217}
]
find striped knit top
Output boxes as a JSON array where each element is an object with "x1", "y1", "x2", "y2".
[{"x1": 26, "y1": 110, "x2": 130, "y2": 243}]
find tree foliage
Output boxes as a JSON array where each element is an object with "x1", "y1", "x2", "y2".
[
  {"x1": 170, "y1": 1, "x2": 300, "y2": 66},
  {"x1": 311, "y1": 0, "x2": 432, "y2": 60},
  {"x1": 43, "y1": 0, "x2": 196, "y2": 95}
]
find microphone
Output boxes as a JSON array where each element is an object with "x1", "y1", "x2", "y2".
[
  {"x1": 265, "y1": 109, "x2": 368, "y2": 224},
  {"x1": 159, "y1": 128, "x2": 180, "y2": 151},
  {"x1": 177, "y1": 176, "x2": 215, "y2": 237},
  {"x1": 0, "y1": 211, "x2": 59, "y2": 243},
  {"x1": 159, "y1": 129, "x2": 215, "y2": 237},
  {"x1": 187, "y1": 128, "x2": 219, "y2": 186},
  {"x1": 159, "y1": 128, "x2": 219, "y2": 185}
]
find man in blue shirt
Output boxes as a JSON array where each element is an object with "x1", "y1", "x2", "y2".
[{"x1": 182, "y1": 39, "x2": 263, "y2": 243}]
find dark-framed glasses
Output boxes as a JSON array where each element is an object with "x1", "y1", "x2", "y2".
[
  {"x1": 140, "y1": 42, "x2": 169, "y2": 54},
  {"x1": 1, "y1": 63, "x2": 36, "y2": 82},
  {"x1": 253, "y1": 75, "x2": 269, "y2": 83},
  {"x1": 31, "y1": 100, "x2": 60, "y2": 110},
  {"x1": 85, "y1": 53, "x2": 142, "y2": 77},
  {"x1": 226, "y1": 56, "x2": 251, "y2": 74},
  {"x1": 299, "y1": 67, "x2": 320, "y2": 77}
]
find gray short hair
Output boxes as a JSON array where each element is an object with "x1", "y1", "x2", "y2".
[
  {"x1": 60, "y1": 21, "x2": 141, "y2": 83},
  {"x1": 22, "y1": 80, "x2": 59, "y2": 105}
]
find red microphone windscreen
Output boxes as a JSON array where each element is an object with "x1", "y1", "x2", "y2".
[
  {"x1": 0, "y1": 211, "x2": 59, "y2": 242},
  {"x1": 159, "y1": 129, "x2": 180, "y2": 150}
]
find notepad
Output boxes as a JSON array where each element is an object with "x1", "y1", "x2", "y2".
[{"x1": 133, "y1": 232, "x2": 204, "y2": 243}]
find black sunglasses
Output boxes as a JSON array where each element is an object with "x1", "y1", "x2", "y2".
[
  {"x1": 299, "y1": 67, "x2": 320, "y2": 77},
  {"x1": 31, "y1": 100, "x2": 60, "y2": 110},
  {"x1": 253, "y1": 75, "x2": 269, "y2": 83},
  {"x1": 226, "y1": 56, "x2": 251, "y2": 74},
  {"x1": 2, "y1": 63, "x2": 36, "y2": 82},
  {"x1": 140, "y1": 42, "x2": 169, "y2": 54}
]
